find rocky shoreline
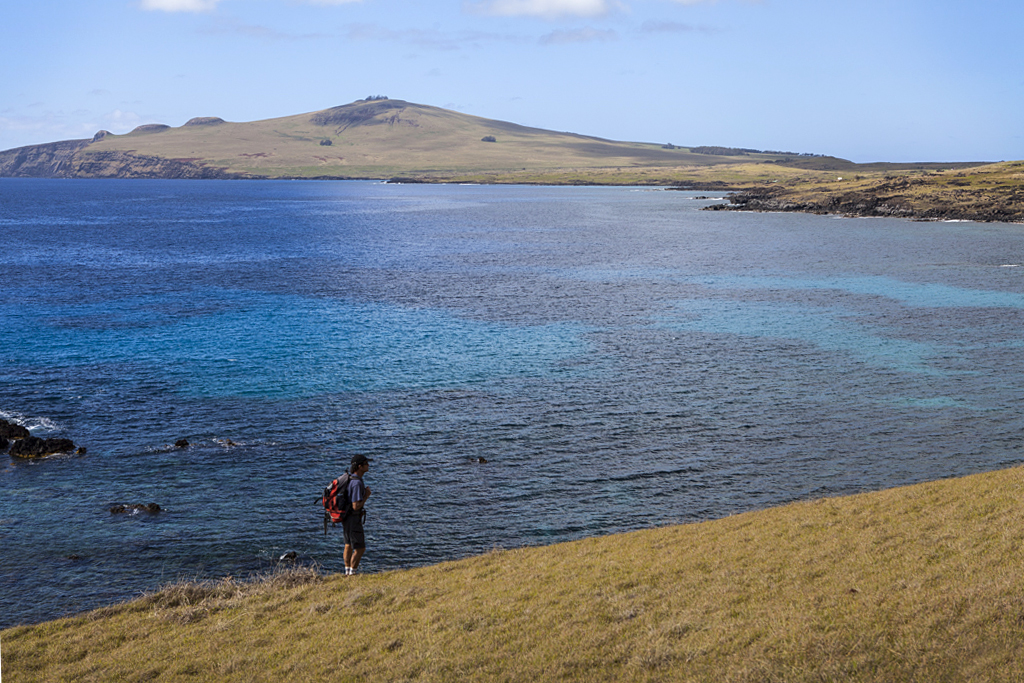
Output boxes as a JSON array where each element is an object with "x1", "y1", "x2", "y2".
[{"x1": 702, "y1": 173, "x2": 1024, "y2": 223}]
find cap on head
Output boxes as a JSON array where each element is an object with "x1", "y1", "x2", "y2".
[{"x1": 350, "y1": 454, "x2": 371, "y2": 471}]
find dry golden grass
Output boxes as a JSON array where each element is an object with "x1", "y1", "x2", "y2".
[{"x1": 6, "y1": 466, "x2": 1024, "y2": 682}]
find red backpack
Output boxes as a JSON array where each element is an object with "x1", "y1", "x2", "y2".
[{"x1": 321, "y1": 473, "x2": 352, "y2": 535}]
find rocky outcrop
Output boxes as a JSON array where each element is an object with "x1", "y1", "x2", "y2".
[
  {"x1": 130, "y1": 124, "x2": 171, "y2": 134},
  {"x1": 706, "y1": 186, "x2": 916, "y2": 218},
  {"x1": 110, "y1": 503, "x2": 161, "y2": 514},
  {"x1": 184, "y1": 117, "x2": 225, "y2": 127},
  {"x1": 311, "y1": 99, "x2": 411, "y2": 130},
  {"x1": 69, "y1": 150, "x2": 240, "y2": 179},
  {"x1": 0, "y1": 419, "x2": 31, "y2": 440},
  {"x1": 0, "y1": 139, "x2": 93, "y2": 177},
  {"x1": 9, "y1": 436, "x2": 76, "y2": 459},
  {"x1": 707, "y1": 183, "x2": 1024, "y2": 223}
]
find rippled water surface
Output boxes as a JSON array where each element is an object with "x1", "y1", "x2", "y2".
[{"x1": 3, "y1": 179, "x2": 1024, "y2": 627}]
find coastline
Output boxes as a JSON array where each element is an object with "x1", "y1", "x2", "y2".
[{"x1": 699, "y1": 163, "x2": 1024, "y2": 223}]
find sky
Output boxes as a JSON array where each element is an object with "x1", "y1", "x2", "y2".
[{"x1": 2, "y1": 0, "x2": 1022, "y2": 163}]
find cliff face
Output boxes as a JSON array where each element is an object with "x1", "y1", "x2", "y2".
[
  {"x1": 69, "y1": 150, "x2": 241, "y2": 179},
  {"x1": 0, "y1": 139, "x2": 93, "y2": 177},
  {"x1": 0, "y1": 138, "x2": 242, "y2": 179}
]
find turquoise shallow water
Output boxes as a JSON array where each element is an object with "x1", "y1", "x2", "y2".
[{"x1": 2, "y1": 179, "x2": 1024, "y2": 627}]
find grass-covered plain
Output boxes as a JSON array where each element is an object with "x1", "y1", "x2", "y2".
[{"x1": 6, "y1": 465, "x2": 1024, "y2": 682}]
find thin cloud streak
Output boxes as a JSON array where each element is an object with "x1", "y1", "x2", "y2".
[
  {"x1": 539, "y1": 27, "x2": 617, "y2": 45},
  {"x1": 139, "y1": 0, "x2": 221, "y2": 12},
  {"x1": 199, "y1": 15, "x2": 333, "y2": 41},
  {"x1": 465, "y1": 0, "x2": 611, "y2": 19},
  {"x1": 639, "y1": 20, "x2": 720, "y2": 34},
  {"x1": 140, "y1": 0, "x2": 360, "y2": 9},
  {"x1": 343, "y1": 23, "x2": 529, "y2": 51}
]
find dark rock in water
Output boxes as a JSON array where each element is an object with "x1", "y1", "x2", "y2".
[
  {"x1": 279, "y1": 551, "x2": 298, "y2": 561},
  {"x1": 10, "y1": 436, "x2": 75, "y2": 458},
  {"x1": 477, "y1": 457, "x2": 488, "y2": 464},
  {"x1": 0, "y1": 419, "x2": 31, "y2": 440},
  {"x1": 76, "y1": 447, "x2": 87, "y2": 455},
  {"x1": 0, "y1": 437, "x2": 7, "y2": 451},
  {"x1": 175, "y1": 438, "x2": 189, "y2": 448},
  {"x1": 110, "y1": 503, "x2": 161, "y2": 514}
]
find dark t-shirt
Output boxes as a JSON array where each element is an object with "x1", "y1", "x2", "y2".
[{"x1": 348, "y1": 474, "x2": 366, "y2": 508}]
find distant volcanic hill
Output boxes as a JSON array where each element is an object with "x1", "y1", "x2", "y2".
[{"x1": 0, "y1": 98, "x2": 809, "y2": 182}]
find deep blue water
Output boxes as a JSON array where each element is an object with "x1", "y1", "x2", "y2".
[{"x1": 3, "y1": 178, "x2": 1024, "y2": 628}]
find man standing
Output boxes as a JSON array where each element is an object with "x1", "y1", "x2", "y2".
[{"x1": 344, "y1": 454, "x2": 371, "y2": 576}]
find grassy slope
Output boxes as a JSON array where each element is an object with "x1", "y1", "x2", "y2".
[{"x1": 6, "y1": 465, "x2": 1024, "y2": 682}]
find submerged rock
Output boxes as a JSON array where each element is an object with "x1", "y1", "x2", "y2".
[{"x1": 174, "y1": 438, "x2": 189, "y2": 448}]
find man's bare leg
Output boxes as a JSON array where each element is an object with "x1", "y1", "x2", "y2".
[{"x1": 344, "y1": 544, "x2": 365, "y2": 574}]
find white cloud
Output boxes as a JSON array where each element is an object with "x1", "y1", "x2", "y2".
[
  {"x1": 140, "y1": 0, "x2": 221, "y2": 12},
  {"x1": 466, "y1": 0, "x2": 611, "y2": 19}
]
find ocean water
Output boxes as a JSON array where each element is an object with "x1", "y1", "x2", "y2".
[{"x1": 2, "y1": 178, "x2": 1024, "y2": 628}]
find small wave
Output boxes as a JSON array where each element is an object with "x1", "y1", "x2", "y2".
[
  {"x1": 0, "y1": 411, "x2": 61, "y2": 434},
  {"x1": 999, "y1": 264, "x2": 1021, "y2": 268},
  {"x1": 26, "y1": 417, "x2": 60, "y2": 433}
]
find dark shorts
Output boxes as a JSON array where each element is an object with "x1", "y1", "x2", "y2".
[{"x1": 343, "y1": 512, "x2": 365, "y2": 550}]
